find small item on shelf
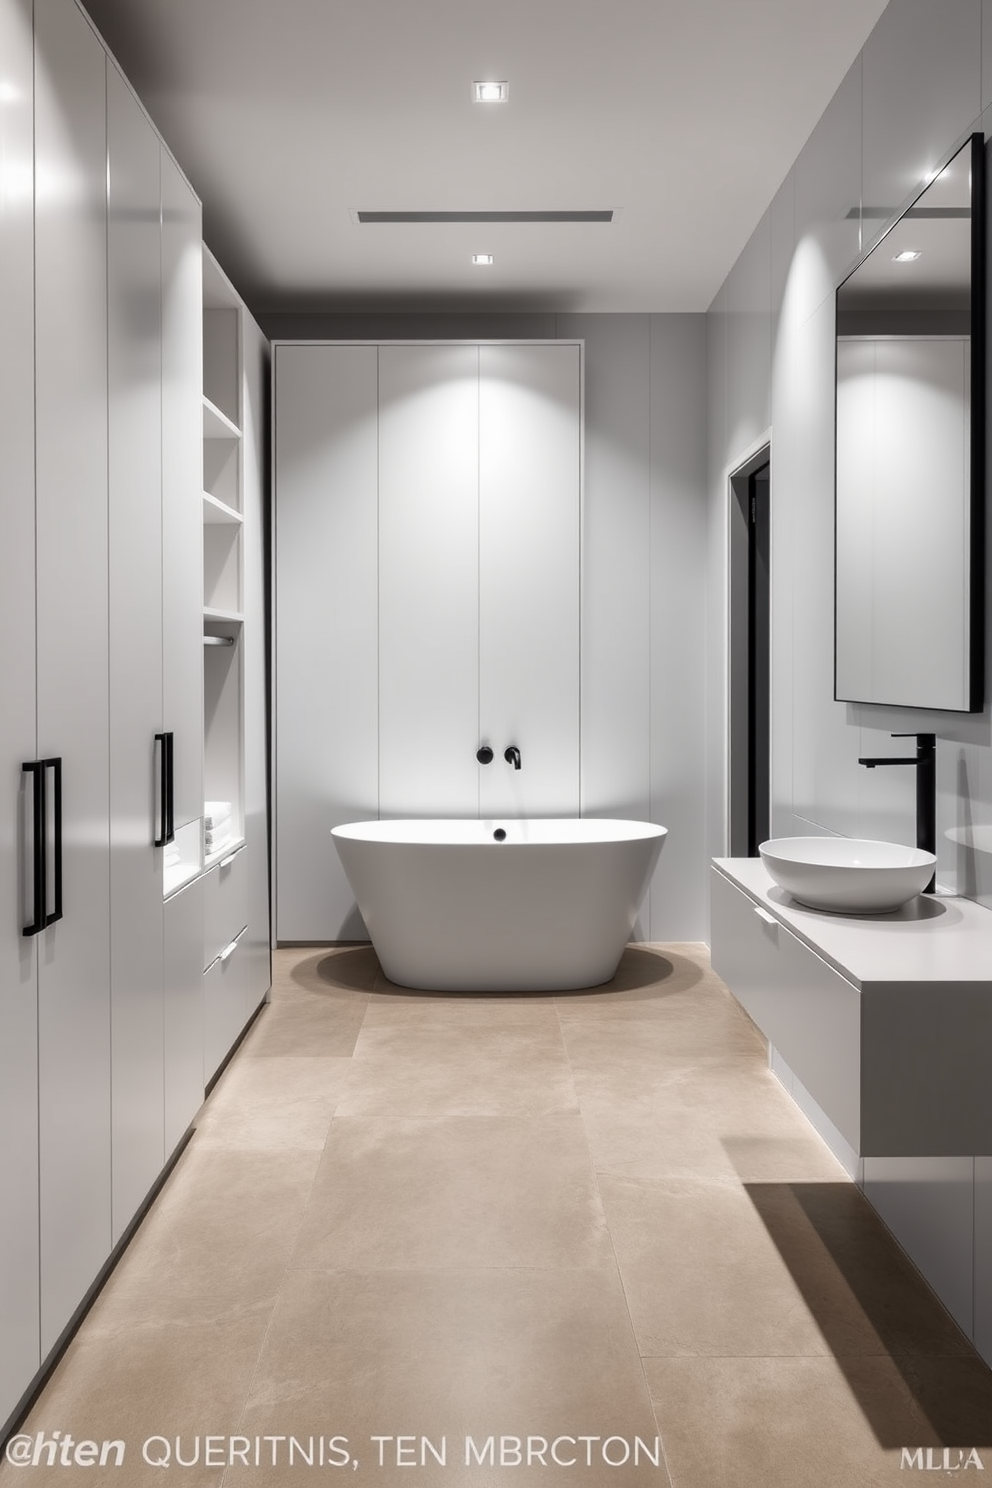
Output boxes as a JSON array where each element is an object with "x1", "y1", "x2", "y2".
[{"x1": 204, "y1": 800, "x2": 232, "y2": 830}]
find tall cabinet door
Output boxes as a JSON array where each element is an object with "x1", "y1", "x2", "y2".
[
  {"x1": 379, "y1": 344, "x2": 480, "y2": 816},
  {"x1": 161, "y1": 149, "x2": 203, "y2": 837},
  {"x1": 479, "y1": 344, "x2": 582, "y2": 819},
  {"x1": 34, "y1": 0, "x2": 112, "y2": 1353},
  {"x1": 275, "y1": 344, "x2": 379, "y2": 941},
  {"x1": 107, "y1": 64, "x2": 165, "y2": 1243},
  {"x1": 0, "y1": 0, "x2": 40, "y2": 1430}
]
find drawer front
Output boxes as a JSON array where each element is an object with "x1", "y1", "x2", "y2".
[
  {"x1": 203, "y1": 928, "x2": 248, "y2": 1083},
  {"x1": 203, "y1": 844, "x2": 248, "y2": 971},
  {"x1": 710, "y1": 868, "x2": 862, "y2": 1150}
]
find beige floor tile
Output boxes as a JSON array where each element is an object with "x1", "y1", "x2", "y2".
[
  {"x1": 194, "y1": 1055, "x2": 352, "y2": 1150},
  {"x1": 290, "y1": 1114, "x2": 613, "y2": 1271},
  {"x1": 239, "y1": 994, "x2": 367, "y2": 1057},
  {"x1": 364, "y1": 988, "x2": 560, "y2": 1027},
  {"x1": 0, "y1": 1316, "x2": 263, "y2": 1488},
  {"x1": 86, "y1": 1148, "x2": 320, "y2": 1329},
  {"x1": 601, "y1": 1174, "x2": 846, "y2": 1357},
  {"x1": 226, "y1": 1266, "x2": 668, "y2": 1487},
  {"x1": 337, "y1": 1023, "x2": 579, "y2": 1118},
  {"x1": 644, "y1": 1354, "x2": 969, "y2": 1488},
  {"x1": 562, "y1": 998, "x2": 766, "y2": 1066},
  {"x1": 578, "y1": 1063, "x2": 848, "y2": 1184},
  {"x1": 582, "y1": 1098, "x2": 848, "y2": 1186}
]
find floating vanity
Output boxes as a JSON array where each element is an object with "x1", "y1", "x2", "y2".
[{"x1": 710, "y1": 859, "x2": 992, "y2": 1159}]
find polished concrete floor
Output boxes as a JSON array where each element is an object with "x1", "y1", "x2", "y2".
[{"x1": 5, "y1": 943, "x2": 992, "y2": 1486}]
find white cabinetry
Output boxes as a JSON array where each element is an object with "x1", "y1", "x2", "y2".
[
  {"x1": 0, "y1": 0, "x2": 41, "y2": 1429},
  {"x1": 274, "y1": 340, "x2": 583, "y2": 943},
  {"x1": 199, "y1": 252, "x2": 270, "y2": 1079},
  {"x1": 710, "y1": 856, "x2": 992, "y2": 1361},
  {"x1": 34, "y1": 0, "x2": 113, "y2": 1356},
  {"x1": 107, "y1": 60, "x2": 166, "y2": 1244},
  {"x1": 0, "y1": 0, "x2": 265, "y2": 1437}
]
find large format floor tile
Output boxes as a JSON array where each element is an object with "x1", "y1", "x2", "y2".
[
  {"x1": 291, "y1": 1113, "x2": 613, "y2": 1270},
  {"x1": 227, "y1": 1265, "x2": 668, "y2": 1487},
  {"x1": 337, "y1": 1022, "x2": 579, "y2": 1118},
  {"x1": 5, "y1": 942, "x2": 990, "y2": 1488}
]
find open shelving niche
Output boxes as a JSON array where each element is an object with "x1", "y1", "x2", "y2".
[{"x1": 202, "y1": 249, "x2": 245, "y2": 868}]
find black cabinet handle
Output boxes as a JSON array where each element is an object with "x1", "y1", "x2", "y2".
[
  {"x1": 154, "y1": 733, "x2": 169, "y2": 847},
  {"x1": 22, "y1": 761, "x2": 45, "y2": 937},
  {"x1": 166, "y1": 732, "x2": 175, "y2": 844},
  {"x1": 46, "y1": 758, "x2": 62, "y2": 927},
  {"x1": 155, "y1": 731, "x2": 176, "y2": 846},
  {"x1": 22, "y1": 757, "x2": 62, "y2": 934}
]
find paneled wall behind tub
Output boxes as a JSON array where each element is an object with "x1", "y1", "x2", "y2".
[
  {"x1": 267, "y1": 313, "x2": 708, "y2": 944},
  {"x1": 704, "y1": 0, "x2": 992, "y2": 1365}
]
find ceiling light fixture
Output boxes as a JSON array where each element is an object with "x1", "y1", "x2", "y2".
[
  {"x1": 893, "y1": 249, "x2": 922, "y2": 262},
  {"x1": 473, "y1": 80, "x2": 508, "y2": 103},
  {"x1": 472, "y1": 254, "x2": 494, "y2": 265}
]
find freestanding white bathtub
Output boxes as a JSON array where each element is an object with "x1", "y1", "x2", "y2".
[{"x1": 331, "y1": 818, "x2": 667, "y2": 992}]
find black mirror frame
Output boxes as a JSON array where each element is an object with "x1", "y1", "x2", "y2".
[{"x1": 833, "y1": 131, "x2": 986, "y2": 713}]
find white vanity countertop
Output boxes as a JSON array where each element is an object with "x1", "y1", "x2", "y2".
[{"x1": 713, "y1": 857, "x2": 992, "y2": 990}]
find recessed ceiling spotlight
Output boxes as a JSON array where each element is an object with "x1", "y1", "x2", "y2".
[
  {"x1": 473, "y1": 80, "x2": 508, "y2": 103},
  {"x1": 893, "y1": 249, "x2": 922, "y2": 262},
  {"x1": 472, "y1": 254, "x2": 494, "y2": 265}
]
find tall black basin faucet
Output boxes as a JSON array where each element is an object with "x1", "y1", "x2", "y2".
[{"x1": 857, "y1": 732, "x2": 936, "y2": 892}]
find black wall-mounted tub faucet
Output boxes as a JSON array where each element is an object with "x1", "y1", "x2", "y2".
[
  {"x1": 857, "y1": 732, "x2": 936, "y2": 892},
  {"x1": 504, "y1": 745, "x2": 522, "y2": 770}
]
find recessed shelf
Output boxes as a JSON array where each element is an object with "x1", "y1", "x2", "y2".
[
  {"x1": 204, "y1": 835, "x2": 246, "y2": 870},
  {"x1": 203, "y1": 395, "x2": 241, "y2": 440},
  {"x1": 203, "y1": 605, "x2": 244, "y2": 624},
  {"x1": 203, "y1": 492, "x2": 243, "y2": 525}
]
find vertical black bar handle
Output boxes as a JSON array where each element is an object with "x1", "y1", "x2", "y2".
[
  {"x1": 154, "y1": 733, "x2": 169, "y2": 847},
  {"x1": 165, "y1": 731, "x2": 175, "y2": 845},
  {"x1": 45, "y1": 757, "x2": 62, "y2": 927},
  {"x1": 21, "y1": 760, "x2": 46, "y2": 937}
]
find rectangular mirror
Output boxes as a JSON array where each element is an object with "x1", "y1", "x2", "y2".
[{"x1": 834, "y1": 133, "x2": 985, "y2": 712}]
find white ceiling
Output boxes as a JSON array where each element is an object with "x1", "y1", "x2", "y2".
[{"x1": 80, "y1": 0, "x2": 891, "y2": 317}]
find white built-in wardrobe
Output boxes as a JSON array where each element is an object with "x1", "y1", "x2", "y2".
[
  {"x1": 274, "y1": 340, "x2": 583, "y2": 942},
  {"x1": 0, "y1": 0, "x2": 269, "y2": 1433}
]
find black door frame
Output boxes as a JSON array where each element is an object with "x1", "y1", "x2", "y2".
[{"x1": 728, "y1": 444, "x2": 771, "y2": 857}]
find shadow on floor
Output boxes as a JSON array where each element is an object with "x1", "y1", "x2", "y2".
[{"x1": 744, "y1": 1180, "x2": 992, "y2": 1446}]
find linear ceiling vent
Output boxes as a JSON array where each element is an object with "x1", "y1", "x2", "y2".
[{"x1": 355, "y1": 210, "x2": 615, "y2": 224}]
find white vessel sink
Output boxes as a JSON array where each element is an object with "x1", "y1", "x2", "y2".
[{"x1": 758, "y1": 837, "x2": 936, "y2": 914}]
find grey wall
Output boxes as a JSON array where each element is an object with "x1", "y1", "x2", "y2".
[
  {"x1": 265, "y1": 311, "x2": 709, "y2": 941},
  {"x1": 705, "y1": 0, "x2": 992, "y2": 1362}
]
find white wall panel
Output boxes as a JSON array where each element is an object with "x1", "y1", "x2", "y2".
[
  {"x1": 378, "y1": 344, "x2": 480, "y2": 817},
  {"x1": 648, "y1": 316, "x2": 708, "y2": 941},
  {"x1": 792, "y1": 62, "x2": 862, "y2": 324},
  {"x1": 557, "y1": 315, "x2": 650, "y2": 824},
  {"x1": 704, "y1": 287, "x2": 730, "y2": 869},
  {"x1": 0, "y1": 0, "x2": 39, "y2": 1431},
  {"x1": 34, "y1": 0, "x2": 112, "y2": 1353},
  {"x1": 726, "y1": 212, "x2": 772, "y2": 457},
  {"x1": 479, "y1": 343, "x2": 582, "y2": 820},
  {"x1": 275, "y1": 344, "x2": 378, "y2": 940},
  {"x1": 107, "y1": 63, "x2": 165, "y2": 1243}
]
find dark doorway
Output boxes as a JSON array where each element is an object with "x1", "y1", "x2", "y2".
[{"x1": 729, "y1": 447, "x2": 770, "y2": 857}]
